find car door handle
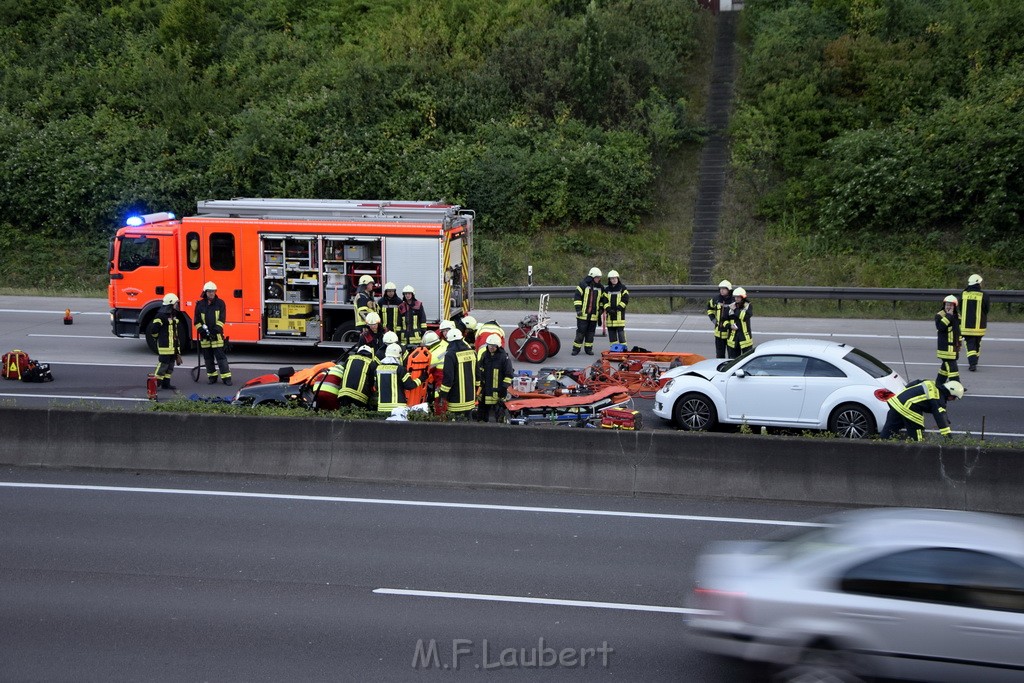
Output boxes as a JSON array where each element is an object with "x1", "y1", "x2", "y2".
[
  {"x1": 836, "y1": 611, "x2": 902, "y2": 622},
  {"x1": 790, "y1": 385, "x2": 803, "y2": 391}
]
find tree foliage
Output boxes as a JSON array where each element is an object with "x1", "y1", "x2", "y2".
[
  {"x1": 733, "y1": 0, "x2": 1024, "y2": 247},
  {"x1": 0, "y1": 0, "x2": 704, "y2": 255}
]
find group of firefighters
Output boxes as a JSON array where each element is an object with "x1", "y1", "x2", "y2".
[
  {"x1": 705, "y1": 274, "x2": 993, "y2": 442},
  {"x1": 147, "y1": 269, "x2": 995, "y2": 440},
  {"x1": 878, "y1": 272, "x2": 991, "y2": 441},
  {"x1": 147, "y1": 281, "x2": 231, "y2": 391}
]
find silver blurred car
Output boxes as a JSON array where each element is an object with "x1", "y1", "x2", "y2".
[{"x1": 687, "y1": 508, "x2": 1024, "y2": 682}]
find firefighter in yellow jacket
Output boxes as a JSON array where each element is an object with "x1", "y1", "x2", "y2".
[
  {"x1": 438, "y1": 329, "x2": 477, "y2": 419},
  {"x1": 337, "y1": 345, "x2": 377, "y2": 409},
  {"x1": 602, "y1": 270, "x2": 629, "y2": 346},
  {"x1": 935, "y1": 295, "x2": 961, "y2": 386},
  {"x1": 195, "y1": 281, "x2": 232, "y2": 385},
  {"x1": 960, "y1": 273, "x2": 991, "y2": 372},
  {"x1": 146, "y1": 293, "x2": 182, "y2": 391},
  {"x1": 572, "y1": 267, "x2": 604, "y2": 355},
  {"x1": 726, "y1": 287, "x2": 753, "y2": 359},
  {"x1": 376, "y1": 344, "x2": 421, "y2": 414},
  {"x1": 476, "y1": 334, "x2": 514, "y2": 422},
  {"x1": 880, "y1": 379, "x2": 963, "y2": 441},
  {"x1": 706, "y1": 280, "x2": 733, "y2": 359}
]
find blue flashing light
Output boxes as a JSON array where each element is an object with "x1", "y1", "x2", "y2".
[{"x1": 126, "y1": 216, "x2": 144, "y2": 227}]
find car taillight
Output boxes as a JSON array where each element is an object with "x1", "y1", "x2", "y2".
[
  {"x1": 874, "y1": 388, "x2": 894, "y2": 401},
  {"x1": 693, "y1": 587, "x2": 745, "y2": 621}
]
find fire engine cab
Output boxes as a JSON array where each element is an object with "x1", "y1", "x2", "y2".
[{"x1": 109, "y1": 198, "x2": 474, "y2": 351}]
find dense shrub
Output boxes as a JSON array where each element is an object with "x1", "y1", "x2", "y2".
[
  {"x1": 734, "y1": 0, "x2": 1024, "y2": 242},
  {"x1": 0, "y1": 0, "x2": 704, "y2": 290}
]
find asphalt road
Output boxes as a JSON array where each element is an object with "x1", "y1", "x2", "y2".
[
  {"x1": 0, "y1": 467, "x2": 844, "y2": 681},
  {"x1": 1, "y1": 295, "x2": 1021, "y2": 438}
]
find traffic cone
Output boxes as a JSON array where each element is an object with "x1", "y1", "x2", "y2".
[{"x1": 63, "y1": 308, "x2": 73, "y2": 325}]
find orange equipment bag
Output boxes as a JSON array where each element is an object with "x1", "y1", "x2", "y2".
[
  {"x1": 2, "y1": 349, "x2": 30, "y2": 380},
  {"x1": 404, "y1": 346, "x2": 432, "y2": 406}
]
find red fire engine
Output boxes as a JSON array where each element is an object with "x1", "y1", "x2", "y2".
[{"x1": 109, "y1": 198, "x2": 474, "y2": 351}]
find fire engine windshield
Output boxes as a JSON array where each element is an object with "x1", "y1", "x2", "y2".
[{"x1": 117, "y1": 236, "x2": 160, "y2": 271}]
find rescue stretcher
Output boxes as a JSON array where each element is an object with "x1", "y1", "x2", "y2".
[{"x1": 502, "y1": 369, "x2": 640, "y2": 429}]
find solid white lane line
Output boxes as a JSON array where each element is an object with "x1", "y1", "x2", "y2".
[
  {"x1": 888, "y1": 361, "x2": 1024, "y2": 370},
  {"x1": 28, "y1": 334, "x2": 133, "y2": 340},
  {"x1": 0, "y1": 309, "x2": 107, "y2": 316},
  {"x1": 373, "y1": 588, "x2": 708, "y2": 615},
  {"x1": 0, "y1": 483, "x2": 824, "y2": 527},
  {"x1": 512, "y1": 323, "x2": 1024, "y2": 343},
  {"x1": 0, "y1": 393, "x2": 149, "y2": 402}
]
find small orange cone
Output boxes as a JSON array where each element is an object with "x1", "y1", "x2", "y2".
[{"x1": 63, "y1": 308, "x2": 74, "y2": 325}]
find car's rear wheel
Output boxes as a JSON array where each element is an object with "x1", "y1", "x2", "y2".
[
  {"x1": 829, "y1": 403, "x2": 876, "y2": 439},
  {"x1": 672, "y1": 392, "x2": 717, "y2": 431}
]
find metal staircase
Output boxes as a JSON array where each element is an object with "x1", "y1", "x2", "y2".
[{"x1": 688, "y1": 10, "x2": 739, "y2": 285}]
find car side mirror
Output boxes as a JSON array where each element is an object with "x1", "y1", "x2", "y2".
[{"x1": 734, "y1": 369, "x2": 747, "y2": 378}]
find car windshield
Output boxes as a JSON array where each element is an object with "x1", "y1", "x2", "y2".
[
  {"x1": 843, "y1": 347, "x2": 893, "y2": 379},
  {"x1": 716, "y1": 347, "x2": 755, "y2": 373}
]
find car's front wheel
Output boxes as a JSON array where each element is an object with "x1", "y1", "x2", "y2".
[
  {"x1": 672, "y1": 392, "x2": 718, "y2": 431},
  {"x1": 776, "y1": 640, "x2": 868, "y2": 683},
  {"x1": 829, "y1": 403, "x2": 876, "y2": 439}
]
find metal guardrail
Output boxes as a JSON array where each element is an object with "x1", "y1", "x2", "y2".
[{"x1": 475, "y1": 285, "x2": 1024, "y2": 307}]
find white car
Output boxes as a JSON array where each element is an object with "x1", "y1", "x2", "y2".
[
  {"x1": 687, "y1": 508, "x2": 1024, "y2": 682},
  {"x1": 653, "y1": 339, "x2": 904, "y2": 438}
]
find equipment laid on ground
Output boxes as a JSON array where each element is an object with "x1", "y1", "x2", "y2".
[
  {"x1": 589, "y1": 348, "x2": 706, "y2": 399},
  {"x1": 110, "y1": 199, "x2": 474, "y2": 353},
  {"x1": 3, "y1": 349, "x2": 53, "y2": 383},
  {"x1": 507, "y1": 294, "x2": 561, "y2": 363},
  {"x1": 501, "y1": 368, "x2": 634, "y2": 427}
]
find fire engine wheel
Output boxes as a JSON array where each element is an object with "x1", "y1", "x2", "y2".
[
  {"x1": 521, "y1": 337, "x2": 549, "y2": 363},
  {"x1": 331, "y1": 321, "x2": 360, "y2": 343},
  {"x1": 538, "y1": 330, "x2": 561, "y2": 357}
]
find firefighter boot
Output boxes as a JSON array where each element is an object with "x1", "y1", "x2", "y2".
[{"x1": 161, "y1": 378, "x2": 177, "y2": 391}]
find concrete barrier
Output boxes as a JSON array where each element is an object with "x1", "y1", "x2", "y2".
[{"x1": 4, "y1": 407, "x2": 1021, "y2": 513}]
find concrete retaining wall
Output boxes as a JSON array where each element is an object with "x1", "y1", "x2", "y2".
[{"x1": 4, "y1": 407, "x2": 1021, "y2": 513}]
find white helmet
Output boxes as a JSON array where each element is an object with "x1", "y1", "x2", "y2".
[
  {"x1": 588, "y1": 267, "x2": 602, "y2": 278},
  {"x1": 447, "y1": 329, "x2": 463, "y2": 341},
  {"x1": 358, "y1": 275, "x2": 374, "y2": 286},
  {"x1": 944, "y1": 380, "x2": 965, "y2": 400},
  {"x1": 461, "y1": 315, "x2": 477, "y2": 330},
  {"x1": 384, "y1": 282, "x2": 396, "y2": 291},
  {"x1": 422, "y1": 331, "x2": 440, "y2": 346},
  {"x1": 162, "y1": 293, "x2": 179, "y2": 305},
  {"x1": 718, "y1": 280, "x2": 732, "y2": 290},
  {"x1": 438, "y1": 320, "x2": 455, "y2": 331},
  {"x1": 385, "y1": 343, "x2": 402, "y2": 359},
  {"x1": 968, "y1": 273, "x2": 983, "y2": 286},
  {"x1": 356, "y1": 344, "x2": 374, "y2": 355},
  {"x1": 607, "y1": 270, "x2": 619, "y2": 279},
  {"x1": 382, "y1": 331, "x2": 399, "y2": 344},
  {"x1": 733, "y1": 287, "x2": 747, "y2": 298},
  {"x1": 203, "y1": 281, "x2": 217, "y2": 292},
  {"x1": 486, "y1": 334, "x2": 502, "y2": 346},
  {"x1": 943, "y1": 295, "x2": 958, "y2": 306},
  {"x1": 402, "y1": 285, "x2": 415, "y2": 294},
  {"x1": 364, "y1": 312, "x2": 381, "y2": 325}
]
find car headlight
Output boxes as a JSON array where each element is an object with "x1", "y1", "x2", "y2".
[{"x1": 662, "y1": 379, "x2": 675, "y2": 393}]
